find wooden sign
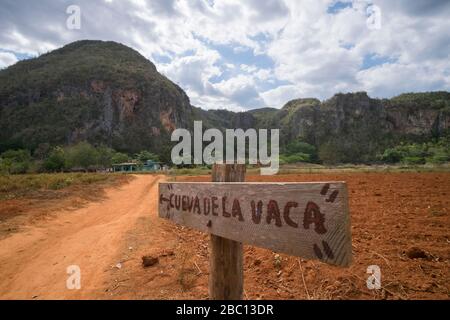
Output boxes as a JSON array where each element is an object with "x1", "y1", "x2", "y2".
[{"x1": 159, "y1": 181, "x2": 351, "y2": 267}]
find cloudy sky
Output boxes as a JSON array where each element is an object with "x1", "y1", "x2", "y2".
[{"x1": 1, "y1": 0, "x2": 449, "y2": 111}]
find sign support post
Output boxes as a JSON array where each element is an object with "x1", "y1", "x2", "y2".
[{"x1": 209, "y1": 164, "x2": 245, "y2": 300}]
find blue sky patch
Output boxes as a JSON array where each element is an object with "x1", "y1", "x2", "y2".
[
  {"x1": 152, "y1": 52, "x2": 172, "y2": 64},
  {"x1": 327, "y1": 1, "x2": 352, "y2": 14},
  {"x1": 361, "y1": 53, "x2": 397, "y2": 70},
  {"x1": 209, "y1": 42, "x2": 274, "y2": 70}
]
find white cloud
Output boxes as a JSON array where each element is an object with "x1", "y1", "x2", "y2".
[
  {"x1": 254, "y1": 68, "x2": 272, "y2": 81},
  {"x1": 0, "y1": 52, "x2": 18, "y2": 69},
  {"x1": 261, "y1": 83, "x2": 322, "y2": 108},
  {"x1": 159, "y1": 47, "x2": 222, "y2": 95},
  {"x1": 356, "y1": 61, "x2": 450, "y2": 98},
  {"x1": 212, "y1": 74, "x2": 265, "y2": 108},
  {"x1": 262, "y1": 0, "x2": 450, "y2": 100},
  {"x1": 261, "y1": 84, "x2": 301, "y2": 108},
  {"x1": 0, "y1": 0, "x2": 448, "y2": 110}
]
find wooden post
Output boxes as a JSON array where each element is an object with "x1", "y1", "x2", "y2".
[{"x1": 209, "y1": 164, "x2": 245, "y2": 300}]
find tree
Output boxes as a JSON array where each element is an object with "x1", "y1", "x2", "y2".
[
  {"x1": 64, "y1": 142, "x2": 99, "y2": 171},
  {"x1": 318, "y1": 141, "x2": 343, "y2": 164},
  {"x1": 281, "y1": 139, "x2": 318, "y2": 163},
  {"x1": 44, "y1": 147, "x2": 65, "y2": 172},
  {"x1": 0, "y1": 156, "x2": 13, "y2": 174},
  {"x1": 135, "y1": 150, "x2": 159, "y2": 163},
  {"x1": 111, "y1": 152, "x2": 129, "y2": 164},
  {"x1": 97, "y1": 146, "x2": 115, "y2": 169},
  {"x1": 0, "y1": 149, "x2": 31, "y2": 174},
  {"x1": 379, "y1": 147, "x2": 404, "y2": 163},
  {"x1": 283, "y1": 140, "x2": 316, "y2": 155}
]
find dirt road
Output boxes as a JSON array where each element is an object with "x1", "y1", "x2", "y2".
[{"x1": 0, "y1": 175, "x2": 165, "y2": 299}]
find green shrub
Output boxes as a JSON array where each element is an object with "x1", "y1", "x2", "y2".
[
  {"x1": 282, "y1": 139, "x2": 317, "y2": 163},
  {"x1": 426, "y1": 152, "x2": 449, "y2": 164},
  {"x1": 280, "y1": 153, "x2": 311, "y2": 164},
  {"x1": 380, "y1": 148, "x2": 404, "y2": 163},
  {"x1": 0, "y1": 149, "x2": 31, "y2": 174},
  {"x1": 64, "y1": 142, "x2": 99, "y2": 170},
  {"x1": 44, "y1": 147, "x2": 65, "y2": 172},
  {"x1": 380, "y1": 137, "x2": 449, "y2": 165}
]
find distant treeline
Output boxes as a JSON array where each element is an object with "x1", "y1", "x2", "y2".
[
  {"x1": 280, "y1": 135, "x2": 449, "y2": 166},
  {"x1": 1, "y1": 136, "x2": 448, "y2": 174},
  {"x1": 377, "y1": 136, "x2": 450, "y2": 165},
  {"x1": 0, "y1": 142, "x2": 160, "y2": 174}
]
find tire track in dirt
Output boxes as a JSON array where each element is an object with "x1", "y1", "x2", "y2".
[{"x1": 0, "y1": 175, "x2": 164, "y2": 299}]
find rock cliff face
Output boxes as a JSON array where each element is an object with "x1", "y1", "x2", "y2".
[
  {"x1": 385, "y1": 103, "x2": 449, "y2": 136},
  {"x1": 261, "y1": 92, "x2": 449, "y2": 161},
  {"x1": 0, "y1": 40, "x2": 193, "y2": 154},
  {"x1": 0, "y1": 40, "x2": 448, "y2": 161},
  {"x1": 282, "y1": 92, "x2": 449, "y2": 143}
]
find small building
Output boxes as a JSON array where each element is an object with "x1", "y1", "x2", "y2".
[
  {"x1": 112, "y1": 160, "x2": 162, "y2": 172},
  {"x1": 112, "y1": 162, "x2": 139, "y2": 172},
  {"x1": 142, "y1": 160, "x2": 162, "y2": 171}
]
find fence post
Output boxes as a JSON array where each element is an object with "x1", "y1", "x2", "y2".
[{"x1": 209, "y1": 163, "x2": 245, "y2": 300}]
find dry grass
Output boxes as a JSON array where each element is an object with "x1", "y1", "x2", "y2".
[
  {"x1": 0, "y1": 173, "x2": 124, "y2": 200},
  {"x1": 177, "y1": 249, "x2": 199, "y2": 292}
]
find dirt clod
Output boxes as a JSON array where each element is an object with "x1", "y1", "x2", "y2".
[
  {"x1": 142, "y1": 255, "x2": 159, "y2": 267},
  {"x1": 406, "y1": 247, "x2": 429, "y2": 259}
]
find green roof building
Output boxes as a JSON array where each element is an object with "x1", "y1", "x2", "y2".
[{"x1": 112, "y1": 160, "x2": 162, "y2": 172}]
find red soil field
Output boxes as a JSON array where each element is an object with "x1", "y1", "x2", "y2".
[
  {"x1": 0, "y1": 172, "x2": 448, "y2": 300},
  {"x1": 159, "y1": 172, "x2": 449, "y2": 299}
]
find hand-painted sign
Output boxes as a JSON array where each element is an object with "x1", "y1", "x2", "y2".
[{"x1": 159, "y1": 182, "x2": 351, "y2": 267}]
